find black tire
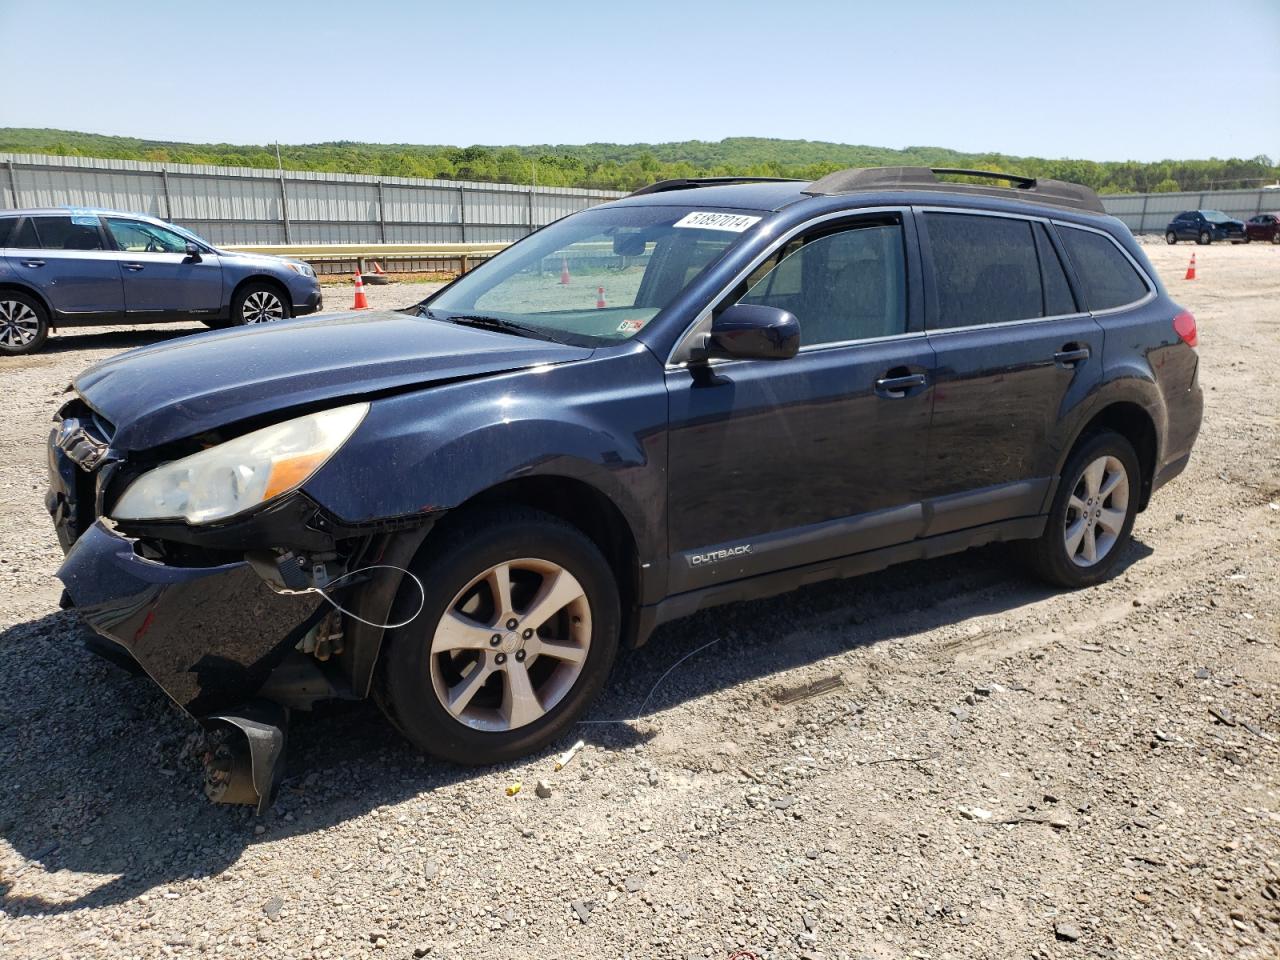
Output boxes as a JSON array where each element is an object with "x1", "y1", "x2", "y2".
[
  {"x1": 1165, "y1": 231, "x2": 1177, "y2": 245},
  {"x1": 228, "y1": 281, "x2": 291, "y2": 327},
  {"x1": 1273, "y1": 233, "x2": 1280, "y2": 245},
  {"x1": 1017, "y1": 430, "x2": 1141, "y2": 589},
  {"x1": 0, "y1": 290, "x2": 50, "y2": 355},
  {"x1": 1198, "y1": 230, "x2": 1211, "y2": 245},
  {"x1": 376, "y1": 506, "x2": 621, "y2": 766}
]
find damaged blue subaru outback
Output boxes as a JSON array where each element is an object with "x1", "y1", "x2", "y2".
[{"x1": 49, "y1": 168, "x2": 1202, "y2": 810}]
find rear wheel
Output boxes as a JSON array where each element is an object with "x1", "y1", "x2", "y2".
[
  {"x1": 1018, "y1": 431, "x2": 1140, "y2": 589},
  {"x1": 0, "y1": 291, "x2": 50, "y2": 355},
  {"x1": 1165, "y1": 231, "x2": 1177, "y2": 245},
  {"x1": 1272, "y1": 232, "x2": 1280, "y2": 245},
  {"x1": 229, "y1": 282, "x2": 290, "y2": 326},
  {"x1": 376, "y1": 507, "x2": 620, "y2": 765}
]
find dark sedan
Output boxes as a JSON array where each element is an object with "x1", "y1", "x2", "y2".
[
  {"x1": 1245, "y1": 213, "x2": 1280, "y2": 243},
  {"x1": 1165, "y1": 209, "x2": 1247, "y2": 244}
]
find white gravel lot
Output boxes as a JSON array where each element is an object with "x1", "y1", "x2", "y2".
[{"x1": 0, "y1": 245, "x2": 1277, "y2": 960}]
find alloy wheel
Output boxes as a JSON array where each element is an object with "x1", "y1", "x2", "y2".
[
  {"x1": 1064, "y1": 455, "x2": 1129, "y2": 567},
  {"x1": 429, "y1": 558, "x2": 592, "y2": 732},
  {"x1": 0, "y1": 299, "x2": 40, "y2": 348},
  {"x1": 242, "y1": 290, "x2": 284, "y2": 323}
]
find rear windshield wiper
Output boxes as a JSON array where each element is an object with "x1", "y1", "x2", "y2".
[{"x1": 431, "y1": 311, "x2": 564, "y2": 344}]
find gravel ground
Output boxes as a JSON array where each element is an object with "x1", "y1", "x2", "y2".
[{"x1": 1, "y1": 245, "x2": 1278, "y2": 960}]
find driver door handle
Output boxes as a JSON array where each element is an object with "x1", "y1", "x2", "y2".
[
  {"x1": 20, "y1": 259, "x2": 45, "y2": 268},
  {"x1": 1053, "y1": 345, "x2": 1090, "y2": 368},
  {"x1": 123, "y1": 263, "x2": 145, "y2": 272},
  {"x1": 874, "y1": 371, "x2": 928, "y2": 398}
]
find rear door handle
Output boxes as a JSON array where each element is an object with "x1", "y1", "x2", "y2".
[
  {"x1": 123, "y1": 263, "x2": 144, "y2": 272},
  {"x1": 1053, "y1": 346, "x2": 1091, "y2": 368},
  {"x1": 874, "y1": 372, "x2": 928, "y2": 398},
  {"x1": 20, "y1": 259, "x2": 45, "y2": 268}
]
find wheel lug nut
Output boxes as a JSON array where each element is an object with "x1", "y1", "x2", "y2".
[
  {"x1": 506, "y1": 618, "x2": 518, "y2": 630},
  {"x1": 495, "y1": 653, "x2": 506, "y2": 664},
  {"x1": 515, "y1": 650, "x2": 526, "y2": 662},
  {"x1": 490, "y1": 634, "x2": 501, "y2": 646},
  {"x1": 522, "y1": 628, "x2": 533, "y2": 639}
]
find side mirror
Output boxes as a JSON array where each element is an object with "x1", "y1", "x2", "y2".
[
  {"x1": 704, "y1": 304, "x2": 800, "y2": 361},
  {"x1": 184, "y1": 241, "x2": 202, "y2": 262}
]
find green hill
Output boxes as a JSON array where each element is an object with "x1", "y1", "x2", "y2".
[{"x1": 1, "y1": 128, "x2": 1274, "y2": 195}]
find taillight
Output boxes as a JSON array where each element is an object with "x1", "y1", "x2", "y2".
[{"x1": 1173, "y1": 310, "x2": 1198, "y2": 348}]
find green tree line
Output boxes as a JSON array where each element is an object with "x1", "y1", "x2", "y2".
[{"x1": 2, "y1": 128, "x2": 1276, "y2": 195}]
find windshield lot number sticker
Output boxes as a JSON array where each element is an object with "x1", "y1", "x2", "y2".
[
  {"x1": 673, "y1": 212, "x2": 762, "y2": 232},
  {"x1": 617, "y1": 318, "x2": 648, "y2": 334}
]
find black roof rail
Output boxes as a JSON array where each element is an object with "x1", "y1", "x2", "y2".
[
  {"x1": 628, "y1": 176, "x2": 803, "y2": 197},
  {"x1": 803, "y1": 166, "x2": 1105, "y2": 214}
]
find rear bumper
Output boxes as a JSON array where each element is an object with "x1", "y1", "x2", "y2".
[{"x1": 57, "y1": 520, "x2": 323, "y2": 717}]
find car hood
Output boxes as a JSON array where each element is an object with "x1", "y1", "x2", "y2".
[{"x1": 75, "y1": 310, "x2": 594, "y2": 451}]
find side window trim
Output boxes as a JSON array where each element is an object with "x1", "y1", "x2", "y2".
[
  {"x1": 1033, "y1": 221, "x2": 1081, "y2": 316},
  {"x1": 915, "y1": 205, "x2": 1096, "y2": 333},
  {"x1": 666, "y1": 205, "x2": 921, "y2": 366},
  {"x1": 1050, "y1": 220, "x2": 1156, "y2": 315}
]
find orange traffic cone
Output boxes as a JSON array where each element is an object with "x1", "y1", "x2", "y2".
[
  {"x1": 351, "y1": 272, "x2": 369, "y2": 309},
  {"x1": 1185, "y1": 253, "x2": 1196, "y2": 281},
  {"x1": 595, "y1": 286, "x2": 606, "y2": 309},
  {"x1": 371, "y1": 261, "x2": 386, "y2": 275},
  {"x1": 559, "y1": 257, "x2": 571, "y2": 285}
]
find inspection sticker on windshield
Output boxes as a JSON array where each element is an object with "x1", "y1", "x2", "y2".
[
  {"x1": 673, "y1": 211, "x2": 762, "y2": 233},
  {"x1": 617, "y1": 318, "x2": 648, "y2": 334}
]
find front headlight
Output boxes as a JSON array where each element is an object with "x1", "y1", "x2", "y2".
[
  {"x1": 285, "y1": 261, "x2": 315, "y2": 278},
  {"x1": 112, "y1": 403, "x2": 368, "y2": 525}
]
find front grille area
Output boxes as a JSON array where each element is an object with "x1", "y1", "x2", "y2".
[{"x1": 48, "y1": 396, "x2": 117, "y2": 548}]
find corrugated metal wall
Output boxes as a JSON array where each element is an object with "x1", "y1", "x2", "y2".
[
  {"x1": 0, "y1": 153, "x2": 625, "y2": 246},
  {"x1": 1102, "y1": 188, "x2": 1277, "y2": 234},
  {"x1": 5, "y1": 153, "x2": 1276, "y2": 242}
]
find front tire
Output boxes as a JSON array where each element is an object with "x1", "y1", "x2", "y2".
[
  {"x1": 1018, "y1": 431, "x2": 1140, "y2": 589},
  {"x1": 377, "y1": 507, "x2": 621, "y2": 766},
  {"x1": 0, "y1": 291, "x2": 50, "y2": 355},
  {"x1": 1165, "y1": 231, "x2": 1177, "y2": 245},
  {"x1": 229, "y1": 282, "x2": 290, "y2": 326},
  {"x1": 1198, "y1": 230, "x2": 1211, "y2": 245}
]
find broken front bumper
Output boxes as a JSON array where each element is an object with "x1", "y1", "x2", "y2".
[{"x1": 58, "y1": 520, "x2": 325, "y2": 717}]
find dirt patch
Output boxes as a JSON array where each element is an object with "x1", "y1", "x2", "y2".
[{"x1": 0, "y1": 247, "x2": 1277, "y2": 959}]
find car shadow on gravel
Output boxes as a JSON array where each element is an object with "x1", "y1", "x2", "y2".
[
  {"x1": 0, "y1": 538, "x2": 1152, "y2": 916},
  {"x1": 40, "y1": 325, "x2": 206, "y2": 355}
]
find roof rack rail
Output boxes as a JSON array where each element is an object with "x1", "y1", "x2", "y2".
[
  {"x1": 628, "y1": 176, "x2": 803, "y2": 197},
  {"x1": 803, "y1": 166, "x2": 1105, "y2": 214}
]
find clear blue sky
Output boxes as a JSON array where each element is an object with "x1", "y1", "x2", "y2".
[{"x1": 2, "y1": 0, "x2": 1277, "y2": 161}]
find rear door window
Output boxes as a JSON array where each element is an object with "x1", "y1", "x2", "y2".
[
  {"x1": 923, "y1": 213, "x2": 1044, "y2": 328},
  {"x1": 1057, "y1": 226, "x2": 1149, "y2": 312},
  {"x1": 30, "y1": 215, "x2": 106, "y2": 251},
  {"x1": 7, "y1": 218, "x2": 38, "y2": 248}
]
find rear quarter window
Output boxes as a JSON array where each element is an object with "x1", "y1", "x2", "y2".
[
  {"x1": 0, "y1": 218, "x2": 14, "y2": 247},
  {"x1": 1058, "y1": 227, "x2": 1149, "y2": 312}
]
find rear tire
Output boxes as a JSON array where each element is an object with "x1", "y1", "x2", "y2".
[
  {"x1": 0, "y1": 291, "x2": 50, "y2": 355},
  {"x1": 229, "y1": 282, "x2": 291, "y2": 326},
  {"x1": 1018, "y1": 431, "x2": 1140, "y2": 589},
  {"x1": 1165, "y1": 231, "x2": 1177, "y2": 245},
  {"x1": 376, "y1": 506, "x2": 621, "y2": 766}
]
